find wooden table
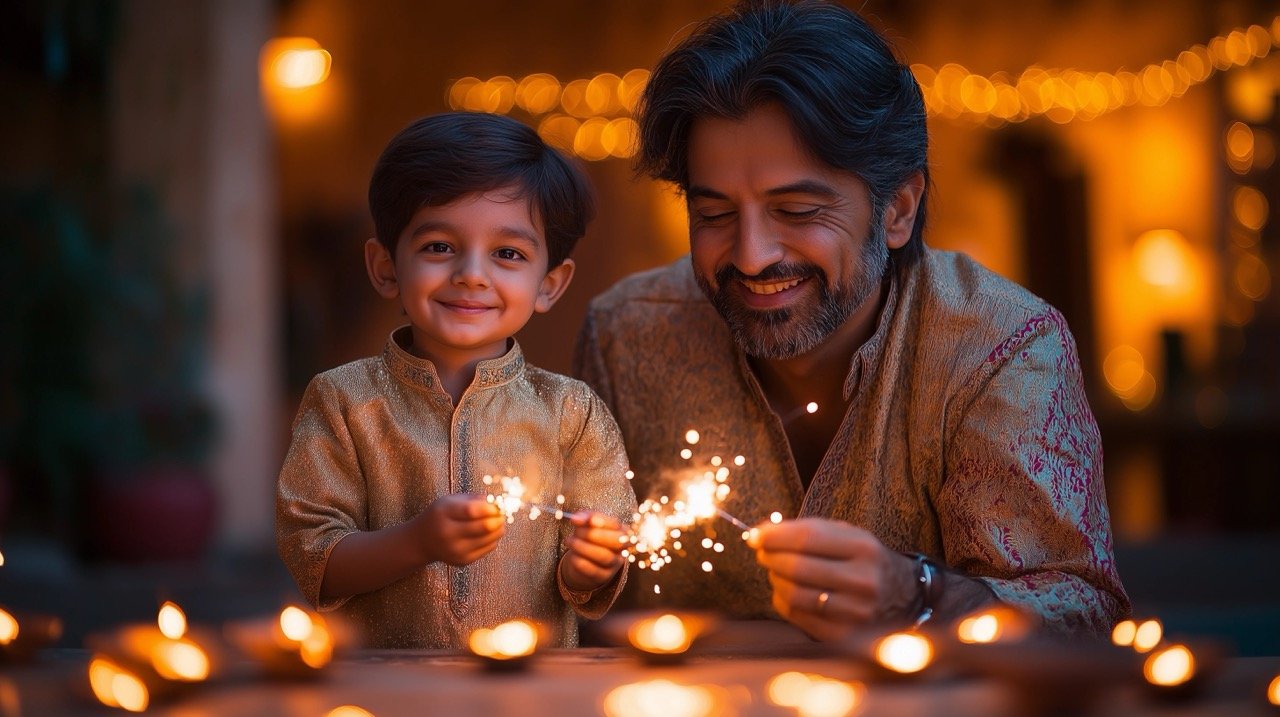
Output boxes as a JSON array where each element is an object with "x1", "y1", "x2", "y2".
[{"x1": 5, "y1": 622, "x2": 1279, "y2": 716}]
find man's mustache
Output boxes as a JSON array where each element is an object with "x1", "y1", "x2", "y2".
[{"x1": 714, "y1": 262, "x2": 824, "y2": 287}]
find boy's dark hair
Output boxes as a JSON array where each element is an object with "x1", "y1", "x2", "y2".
[
  {"x1": 637, "y1": 0, "x2": 929, "y2": 268},
  {"x1": 369, "y1": 112, "x2": 595, "y2": 269}
]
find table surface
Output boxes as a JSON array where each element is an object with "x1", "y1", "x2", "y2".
[{"x1": 5, "y1": 622, "x2": 1279, "y2": 717}]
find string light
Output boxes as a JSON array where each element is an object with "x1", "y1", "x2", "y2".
[{"x1": 447, "y1": 17, "x2": 1279, "y2": 159}]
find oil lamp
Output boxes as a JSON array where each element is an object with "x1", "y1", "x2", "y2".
[
  {"x1": 467, "y1": 619, "x2": 540, "y2": 672},
  {"x1": 225, "y1": 605, "x2": 337, "y2": 678}
]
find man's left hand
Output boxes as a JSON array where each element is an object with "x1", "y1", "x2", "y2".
[{"x1": 748, "y1": 517, "x2": 917, "y2": 641}]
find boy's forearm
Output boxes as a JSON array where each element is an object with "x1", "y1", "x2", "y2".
[{"x1": 319, "y1": 520, "x2": 429, "y2": 602}]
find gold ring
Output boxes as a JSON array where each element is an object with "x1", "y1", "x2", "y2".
[{"x1": 816, "y1": 591, "x2": 830, "y2": 614}]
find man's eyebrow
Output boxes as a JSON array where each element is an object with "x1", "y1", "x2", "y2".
[{"x1": 685, "y1": 180, "x2": 842, "y2": 201}]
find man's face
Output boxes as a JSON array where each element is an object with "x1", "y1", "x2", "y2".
[{"x1": 685, "y1": 102, "x2": 889, "y2": 360}]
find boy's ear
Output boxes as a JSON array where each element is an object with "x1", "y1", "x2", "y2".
[
  {"x1": 881, "y1": 170, "x2": 925, "y2": 251},
  {"x1": 534, "y1": 259, "x2": 575, "y2": 313},
  {"x1": 365, "y1": 238, "x2": 400, "y2": 299}
]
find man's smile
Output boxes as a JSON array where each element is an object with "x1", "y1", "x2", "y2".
[{"x1": 740, "y1": 276, "x2": 807, "y2": 295}]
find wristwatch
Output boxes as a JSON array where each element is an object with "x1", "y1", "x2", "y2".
[{"x1": 908, "y1": 552, "x2": 942, "y2": 627}]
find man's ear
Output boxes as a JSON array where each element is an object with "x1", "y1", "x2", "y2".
[
  {"x1": 534, "y1": 258, "x2": 575, "y2": 313},
  {"x1": 881, "y1": 171, "x2": 926, "y2": 251},
  {"x1": 365, "y1": 238, "x2": 400, "y2": 299}
]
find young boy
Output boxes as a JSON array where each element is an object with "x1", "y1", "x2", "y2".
[{"x1": 276, "y1": 112, "x2": 637, "y2": 649}]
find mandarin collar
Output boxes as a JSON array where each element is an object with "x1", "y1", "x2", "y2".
[{"x1": 382, "y1": 326, "x2": 525, "y2": 392}]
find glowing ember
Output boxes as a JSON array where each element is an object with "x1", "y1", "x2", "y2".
[
  {"x1": 279, "y1": 606, "x2": 313, "y2": 642},
  {"x1": 628, "y1": 614, "x2": 692, "y2": 654},
  {"x1": 325, "y1": 706, "x2": 373, "y2": 717},
  {"x1": 1144, "y1": 644, "x2": 1195, "y2": 687},
  {"x1": 766, "y1": 672, "x2": 863, "y2": 717},
  {"x1": 1111, "y1": 619, "x2": 1137, "y2": 647},
  {"x1": 157, "y1": 602, "x2": 187, "y2": 640},
  {"x1": 874, "y1": 632, "x2": 933, "y2": 674},
  {"x1": 89, "y1": 656, "x2": 149, "y2": 712},
  {"x1": 151, "y1": 639, "x2": 211, "y2": 681},
  {"x1": 325, "y1": 707, "x2": 376, "y2": 717},
  {"x1": 1133, "y1": 619, "x2": 1163, "y2": 653},
  {"x1": 602, "y1": 679, "x2": 715, "y2": 717},
  {"x1": 0, "y1": 609, "x2": 18, "y2": 645},
  {"x1": 469, "y1": 620, "x2": 538, "y2": 659}
]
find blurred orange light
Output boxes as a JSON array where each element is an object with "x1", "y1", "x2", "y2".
[
  {"x1": 1133, "y1": 229, "x2": 1194, "y2": 288},
  {"x1": 619, "y1": 69, "x2": 650, "y2": 113},
  {"x1": 602, "y1": 679, "x2": 716, "y2": 717},
  {"x1": 1234, "y1": 252, "x2": 1271, "y2": 301},
  {"x1": 1112, "y1": 619, "x2": 1137, "y2": 647},
  {"x1": 538, "y1": 114, "x2": 580, "y2": 151},
  {"x1": 1268, "y1": 674, "x2": 1280, "y2": 705},
  {"x1": 516, "y1": 73, "x2": 561, "y2": 115},
  {"x1": 1143, "y1": 644, "x2": 1195, "y2": 687},
  {"x1": 326, "y1": 707, "x2": 375, "y2": 717},
  {"x1": 88, "y1": 657, "x2": 149, "y2": 713},
  {"x1": 1133, "y1": 619, "x2": 1164, "y2": 652},
  {"x1": 0, "y1": 609, "x2": 17, "y2": 645},
  {"x1": 574, "y1": 117, "x2": 611, "y2": 161},
  {"x1": 264, "y1": 38, "x2": 331, "y2": 90},
  {"x1": 1233, "y1": 186, "x2": 1269, "y2": 231},
  {"x1": 874, "y1": 632, "x2": 933, "y2": 673},
  {"x1": 560, "y1": 79, "x2": 593, "y2": 118}
]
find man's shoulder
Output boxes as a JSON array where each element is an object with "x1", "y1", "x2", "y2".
[
  {"x1": 915, "y1": 249, "x2": 1056, "y2": 331},
  {"x1": 587, "y1": 257, "x2": 706, "y2": 312}
]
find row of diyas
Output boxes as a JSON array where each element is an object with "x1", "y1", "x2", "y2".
[{"x1": 83, "y1": 601, "x2": 352, "y2": 712}]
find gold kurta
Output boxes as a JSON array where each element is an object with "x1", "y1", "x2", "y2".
[
  {"x1": 277, "y1": 328, "x2": 637, "y2": 648},
  {"x1": 575, "y1": 251, "x2": 1129, "y2": 637}
]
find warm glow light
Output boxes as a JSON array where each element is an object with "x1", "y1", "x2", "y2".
[
  {"x1": 266, "y1": 38, "x2": 331, "y2": 89},
  {"x1": 1143, "y1": 644, "x2": 1195, "y2": 686},
  {"x1": 602, "y1": 680, "x2": 716, "y2": 717},
  {"x1": 516, "y1": 73, "x2": 561, "y2": 114},
  {"x1": 798, "y1": 678, "x2": 863, "y2": 717},
  {"x1": 1112, "y1": 619, "x2": 1137, "y2": 647},
  {"x1": 1133, "y1": 619, "x2": 1164, "y2": 652},
  {"x1": 629, "y1": 614, "x2": 692, "y2": 654},
  {"x1": 1267, "y1": 674, "x2": 1280, "y2": 705},
  {"x1": 0, "y1": 609, "x2": 17, "y2": 645},
  {"x1": 805, "y1": 402, "x2": 819, "y2": 414},
  {"x1": 88, "y1": 657, "x2": 149, "y2": 712},
  {"x1": 1103, "y1": 346, "x2": 1146, "y2": 396},
  {"x1": 684, "y1": 430, "x2": 701, "y2": 445},
  {"x1": 299, "y1": 621, "x2": 334, "y2": 668},
  {"x1": 469, "y1": 620, "x2": 538, "y2": 659},
  {"x1": 957, "y1": 614, "x2": 1001, "y2": 643},
  {"x1": 1133, "y1": 229, "x2": 1194, "y2": 288},
  {"x1": 874, "y1": 632, "x2": 934, "y2": 673},
  {"x1": 0, "y1": 549, "x2": 5, "y2": 566},
  {"x1": 326, "y1": 707, "x2": 375, "y2": 717},
  {"x1": 1233, "y1": 185, "x2": 1269, "y2": 231},
  {"x1": 1234, "y1": 252, "x2": 1271, "y2": 301},
  {"x1": 151, "y1": 639, "x2": 211, "y2": 681},
  {"x1": 537, "y1": 114, "x2": 581, "y2": 151},
  {"x1": 767, "y1": 671, "x2": 813, "y2": 707},
  {"x1": 279, "y1": 606, "x2": 313, "y2": 642},
  {"x1": 770, "y1": 511, "x2": 783, "y2": 524},
  {"x1": 157, "y1": 602, "x2": 187, "y2": 640}
]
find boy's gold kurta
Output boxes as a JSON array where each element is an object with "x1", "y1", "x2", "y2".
[{"x1": 277, "y1": 328, "x2": 636, "y2": 649}]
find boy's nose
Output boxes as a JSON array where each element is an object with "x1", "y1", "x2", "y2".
[{"x1": 452, "y1": 252, "x2": 490, "y2": 288}]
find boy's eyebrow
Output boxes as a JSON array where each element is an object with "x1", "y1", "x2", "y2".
[
  {"x1": 408, "y1": 220, "x2": 542, "y2": 246},
  {"x1": 686, "y1": 180, "x2": 841, "y2": 201}
]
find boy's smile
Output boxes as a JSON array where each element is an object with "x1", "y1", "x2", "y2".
[{"x1": 367, "y1": 185, "x2": 574, "y2": 375}]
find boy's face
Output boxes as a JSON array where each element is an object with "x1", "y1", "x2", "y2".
[{"x1": 366, "y1": 186, "x2": 574, "y2": 364}]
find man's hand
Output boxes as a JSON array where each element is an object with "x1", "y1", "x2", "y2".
[
  {"x1": 748, "y1": 517, "x2": 917, "y2": 641},
  {"x1": 560, "y1": 512, "x2": 627, "y2": 593},
  {"x1": 414, "y1": 494, "x2": 506, "y2": 566}
]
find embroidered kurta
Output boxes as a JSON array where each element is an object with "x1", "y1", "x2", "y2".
[
  {"x1": 574, "y1": 250, "x2": 1129, "y2": 637},
  {"x1": 277, "y1": 328, "x2": 637, "y2": 648}
]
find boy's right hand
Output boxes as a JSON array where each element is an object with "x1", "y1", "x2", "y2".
[{"x1": 414, "y1": 494, "x2": 506, "y2": 566}]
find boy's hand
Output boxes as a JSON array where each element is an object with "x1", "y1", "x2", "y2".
[
  {"x1": 559, "y1": 512, "x2": 627, "y2": 593},
  {"x1": 414, "y1": 494, "x2": 506, "y2": 566}
]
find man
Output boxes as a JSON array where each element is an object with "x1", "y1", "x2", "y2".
[{"x1": 574, "y1": 0, "x2": 1129, "y2": 641}]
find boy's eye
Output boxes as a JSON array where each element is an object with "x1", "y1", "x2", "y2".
[
  {"x1": 494, "y1": 247, "x2": 526, "y2": 261},
  {"x1": 423, "y1": 242, "x2": 452, "y2": 254}
]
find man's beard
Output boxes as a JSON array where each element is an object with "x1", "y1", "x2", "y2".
[{"x1": 694, "y1": 225, "x2": 889, "y2": 360}]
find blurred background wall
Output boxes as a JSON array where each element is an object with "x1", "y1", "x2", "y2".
[{"x1": 2, "y1": 0, "x2": 1278, "y2": 650}]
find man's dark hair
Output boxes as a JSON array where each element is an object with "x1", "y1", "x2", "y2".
[
  {"x1": 637, "y1": 0, "x2": 929, "y2": 267},
  {"x1": 369, "y1": 112, "x2": 595, "y2": 269}
]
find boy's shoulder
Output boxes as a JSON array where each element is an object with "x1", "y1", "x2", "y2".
[{"x1": 304, "y1": 355, "x2": 386, "y2": 398}]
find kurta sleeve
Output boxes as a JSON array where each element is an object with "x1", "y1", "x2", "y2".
[
  {"x1": 556, "y1": 383, "x2": 637, "y2": 620},
  {"x1": 275, "y1": 374, "x2": 366, "y2": 611},
  {"x1": 938, "y1": 309, "x2": 1130, "y2": 638}
]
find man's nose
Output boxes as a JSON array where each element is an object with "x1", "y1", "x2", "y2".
[
  {"x1": 452, "y1": 251, "x2": 490, "y2": 287},
  {"x1": 731, "y1": 211, "x2": 785, "y2": 277}
]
